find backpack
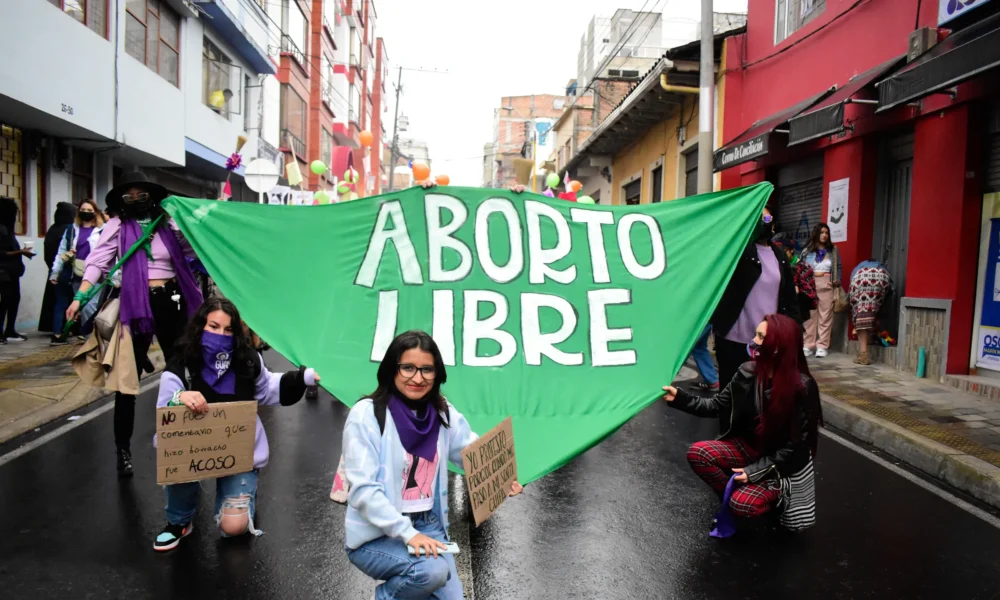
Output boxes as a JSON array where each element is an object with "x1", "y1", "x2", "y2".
[{"x1": 375, "y1": 401, "x2": 387, "y2": 435}]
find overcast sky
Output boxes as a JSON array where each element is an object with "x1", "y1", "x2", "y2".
[{"x1": 374, "y1": 0, "x2": 748, "y2": 186}]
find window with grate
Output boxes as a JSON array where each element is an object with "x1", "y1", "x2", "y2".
[
  {"x1": 125, "y1": 0, "x2": 180, "y2": 86},
  {"x1": 49, "y1": 0, "x2": 107, "y2": 38},
  {"x1": 203, "y1": 38, "x2": 233, "y2": 118},
  {"x1": 321, "y1": 128, "x2": 333, "y2": 173},
  {"x1": 280, "y1": 85, "x2": 307, "y2": 154},
  {"x1": 775, "y1": 0, "x2": 825, "y2": 44},
  {"x1": 282, "y1": 0, "x2": 308, "y2": 70}
]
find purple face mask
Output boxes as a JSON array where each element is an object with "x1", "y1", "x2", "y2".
[
  {"x1": 201, "y1": 330, "x2": 235, "y2": 394},
  {"x1": 747, "y1": 340, "x2": 760, "y2": 359}
]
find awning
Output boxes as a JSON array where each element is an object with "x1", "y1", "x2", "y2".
[
  {"x1": 877, "y1": 11, "x2": 1000, "y2": 112},
  {"x1": 713, "y1": 88, "x2": 834, "y2": 171},
  {"x1": 788, "y1": 56, "x2": 905, "y2": 146}
]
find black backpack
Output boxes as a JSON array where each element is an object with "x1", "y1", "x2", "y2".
[{"x1": 375, "y1": 401, "x2": 387, "y2": 436}]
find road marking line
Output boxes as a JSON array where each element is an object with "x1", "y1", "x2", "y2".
[
  {"x1": 822, "y1": 428, "x2": 1000, "y2": 530},
  {"x1": 0, "y1": 375, "x2": 161, "y2": 468}
]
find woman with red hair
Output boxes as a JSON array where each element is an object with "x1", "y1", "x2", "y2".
[{"x1": 663, "y1": 314, "x2": 822, "y2": 529}]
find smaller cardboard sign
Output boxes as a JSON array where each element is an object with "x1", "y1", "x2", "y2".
[
  {"x1": 461, "y1": 417, "x2": 517, "y2": 526},
  {"x1": 156, "y1": 401, "x2": 257, "y2": 485}
]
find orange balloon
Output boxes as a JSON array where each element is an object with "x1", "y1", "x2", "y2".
[
  {"x1": 571, "y1": 180, "x2": 582, "y2": 193},
  {"x1": 413, "y1": 163, "x2": 431, "y2": 181},
  {"x1": 435, "y1": 174, "x2": 450, "y2": 185},
  {"x1": 359, "y1": 130, "x2": 373, "y2": 147}
]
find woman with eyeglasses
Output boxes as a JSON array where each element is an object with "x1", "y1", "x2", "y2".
[
  {"x1": 67, "y1": 172, "x2": 203, "y2": 477},
  {"x1": 710, "y1": 205, "x2": 800, "y2": 388},
  {"x1": 343, "y1": 330, "x2": 522, "y2": 600}
]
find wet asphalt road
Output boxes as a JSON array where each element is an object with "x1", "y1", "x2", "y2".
[{"x1": 1, "y1": 351, "x2": 999, "y2": 600}]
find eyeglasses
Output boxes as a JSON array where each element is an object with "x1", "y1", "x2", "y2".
[
  {"x1": 122, "y1": 192, "x2": 150, "y2": 204},
  {"x1": 398, "y1": 364, "x2": 435, "y2": 380},
  {"x1": 762, "y1": 214, "x2": 773, "y2": 224}
]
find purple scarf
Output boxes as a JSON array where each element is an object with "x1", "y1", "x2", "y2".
[
  {"x1": 387, "y1": 394, "x2": 440, "y2": 461},
  {"x1": 201, "y1": 331, "x2": 235, "y2": 394},
  {"x1": 118, "y1": 218, "x2": 203, "y2": 337},
  {"x1": 710, "y1": 475, "x2": 740, "y2": 539}
]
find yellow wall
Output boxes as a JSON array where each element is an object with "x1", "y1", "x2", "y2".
[{"x1": 611, "y1": 95, "x2": 699, "y2": 205}]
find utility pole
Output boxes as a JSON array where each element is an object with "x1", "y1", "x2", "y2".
[
  {"x1": 697, "y1": 0, "x2": 714, "y2": 194},
  {"x1": 387, "y1": 66, "x2": 403, "y2": 192}
]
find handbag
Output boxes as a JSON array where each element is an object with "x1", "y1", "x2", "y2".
[
  {"x1": 833, "y1": 286, "x2": 849, "y2": 313},
  {"x1": 72, "y1": 258, "x2": 86, "y2": 278}
]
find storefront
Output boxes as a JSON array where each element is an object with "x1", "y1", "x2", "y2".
[{"x1": 773, "y1": 156, "x2": 824, "y2": 249}]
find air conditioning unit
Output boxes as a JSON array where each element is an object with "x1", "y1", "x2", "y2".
[{"x1": 908, "y1": 27, "x2": 938, "y2": 62}]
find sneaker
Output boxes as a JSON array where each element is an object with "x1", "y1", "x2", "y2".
[
  {"x1": 694, "y1": 380, "x2": 721, "y2": 392},
  {"x1": 50, "y1": 336, "x2": 69, "y2": 346},
  {"x1": 76, "y1": 335, "x2": 87, "y2": 343},
  {"x1": 116, "y1": 448, "x2": 134, "y2": 478},
  {"x1": 153, "y1": 522, "x2": 194, "y2": 552},
  {"x1": 803, "y1": 347, "x2": 814, "y2": 357},
  {"x1": 330, "y1": 472, "x2": 349, "y2": 504},
  {"x1": 815, "y1": 348, "x2": 828, "y2": 358},
  {"x1": 5, "y1": 332, "x2": 26, "y2": 342}
]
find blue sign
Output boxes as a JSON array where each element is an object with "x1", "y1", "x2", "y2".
[{"x1": 976, "y1": 217, "x2": 1000, "y2": 370}]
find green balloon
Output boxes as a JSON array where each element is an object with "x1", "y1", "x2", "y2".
[
  {"x1": 310, "y1": 160, "x2": 327, "y2": 175},
  {"x1": 314, "y1": 190, "x2": 331, "y2": 204},
  {"x1": 344, "y1": 169, "x2": 356, "y2": 182},
  {"x1": 545, "y1": 173, "x2": 561, "y2": 189},
  {"x1": 338, "y1": 184, "x2": 351, "y2": 195},
  {"x1": 577, "y1": 195, "x2": 595, "y2": 205}
]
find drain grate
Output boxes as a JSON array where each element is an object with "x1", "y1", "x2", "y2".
[{"x1": 820, "y1": 382, "x2": 1000, "y2": 468}]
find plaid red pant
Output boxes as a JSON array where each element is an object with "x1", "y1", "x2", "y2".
[{"x1": 686, "y1": 437, "x2": 781, "y2": 518}]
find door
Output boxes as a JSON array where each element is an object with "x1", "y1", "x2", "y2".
[
  {"x1": 684, "y1": 148, "x2": 698, "y2": 197},
  {"x1": 651, "y1": 165, "x2": 663, "y2": 203},
  {"x1": 872, "y1": 132, "x2": 914, "y2": 338}
]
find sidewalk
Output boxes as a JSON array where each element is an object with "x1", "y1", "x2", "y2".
[
  {"x1": 811, "y1": 352, "x2": 1000, "y2": 510},
  {"x1": 0, "y1": 332, "x2": 164, "y2": 444}
]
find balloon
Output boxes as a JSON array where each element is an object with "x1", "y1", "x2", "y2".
[
  {"x1": 571, "y1": 180, "x2": 583, "y2": 193},
  {"x1": 359, "y1": 130, "x2": 373, "y2": 147},
  {"x1": 310, "y1": 160, "x2": 327, "y2": 175},
  {"x1": 435, "y1": 174, "x2": 450, "y2": 185},
  {"x1": 314, "y1": 190, "x2": 331, "y2": 204},
  {"x1": 413, "y1": 163, "x2": 431, "y2": 181},
  {"x1": 577, "y1": 195, "x2": 596, "y2": 205},
  {"x1": 338, "y1": 184, "x2": 351, "y2": 195},
  {"x1": 545, "y1": 173, "x2": 561, "y2": 189},
  {"x1": 344, "y1": 169, "x2": 358, "y2": 183}
]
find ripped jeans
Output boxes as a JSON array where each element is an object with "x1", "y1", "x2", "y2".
[{"x1": 164, "y1": 469, "x2": 261, "y2": 536}]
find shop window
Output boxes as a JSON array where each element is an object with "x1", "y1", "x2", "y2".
[
  {"x1": 775, "y1": 0, "x2": 825, "y2": 44},
  {"x1": 0, "y1": 125, "x2": 25, "y2": 235},
  {"x1": 624, "y1": 178, "x2": 641, "y2": 205},
  {"x1": 48, "y1": 0, "x2": 107, "y2": 38},
  {"x1": 125, "y1": 0, "x2": 180, "y2": 86}
]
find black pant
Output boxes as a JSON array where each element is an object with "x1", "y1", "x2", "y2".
[
  {"x1": 0, "y1": 278, "x2": 21, "y2": 336},
  {"x1": 716, "y1": 337, "x2": 749, "y2": 392},
  {"x1": 114, "y1": 281, "x2": 187, "y2": 451}
]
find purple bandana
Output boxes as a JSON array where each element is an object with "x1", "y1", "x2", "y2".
[
  {"x1": 387, "y1": 394, "x2": 440, "y2": 461},
  {"x1": 201, "y1": 331, "x2": 235, "y2": 394}
]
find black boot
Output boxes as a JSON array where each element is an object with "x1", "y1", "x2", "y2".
[
  {"x1": 117, "y1": 448, "x2": 134, "y2": 478},
  {"x1": 305, "y1": 386, "x2": 318, "y2": 400}
]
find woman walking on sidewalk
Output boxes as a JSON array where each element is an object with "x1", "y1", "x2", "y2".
[
  {"x1": 343, "y1": 330, "x2": 522, "y2": 599},
  {"x1": 849, "y1": 260, "x2": 893, "y2": 365},
  {"x1": 152, "y1": 297, "x2": 319, "y2": 551},
  {"x1": 50, "y1": 199, "x2": 106, "y2": 344},
  {"x1": 66, "y1": 172, "x2": 203, "y2": 477},
  {"x1": 801, "y1": 223, "x2": 841, "y2": 358},
  {"x1": 39, "y1": 202, "x2": 76, "y2": 334},
  {"x1": 662, "y1": 314, "x2": 822, "y2": 531},
  {"x1": 0, "y1": 197, "x2": 36, "y2": 343}
]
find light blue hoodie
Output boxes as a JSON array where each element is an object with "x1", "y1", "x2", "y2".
[{"x1": 343, "y1": 398, "x2": 478, "y2": 550}]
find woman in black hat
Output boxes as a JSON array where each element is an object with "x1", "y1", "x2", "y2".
[{"x1": 66, "y1": 172, "x2": 203, "y2": 476}]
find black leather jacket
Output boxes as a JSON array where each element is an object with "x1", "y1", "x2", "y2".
[
  {"x1": 711, "y1": 241, "x2": 801, "y2": 338},
  {"x1": 671, "y1": 362, "x2": 820, "y2": 483}
]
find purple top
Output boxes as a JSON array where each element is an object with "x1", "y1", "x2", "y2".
[
  {"x1": 82, "y1": 217, "x2": 195, "y2": 284},
  {"x1": 75, "y1": 226, "x2": 95, "y2": 261},
  {"x1": 725, "y1": 244, "x2": 781, "y2": 344},
  {"x1": 153, "y1": 354, "x2": 282, "y2": 469}
]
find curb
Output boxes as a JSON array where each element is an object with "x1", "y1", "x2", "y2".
[{"x1": 821, "y1": 393, "x2": 1000, "y2": 510}]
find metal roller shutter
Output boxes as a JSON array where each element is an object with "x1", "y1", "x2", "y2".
[
  {"x1": 987, "y1": 103, "x2": 1000, "y2": 192},
  {"x1": 775, "y1": 179, "x2": 824, "y2": 249}
]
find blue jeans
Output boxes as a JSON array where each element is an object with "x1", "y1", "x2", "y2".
[
  {"x1": 52, "y1": 276, "x2": 98, "y2": 336},
  {"x1": 691, "y1": 325, "x2": 718, "y2": 385},
  {"x1": 164, "y1": 469, "x2": 260, "y2": 536},
  {"x1": 347, "y1": 499, "x2": 462, "y2": 599}
]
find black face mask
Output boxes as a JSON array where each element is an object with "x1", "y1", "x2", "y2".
[
  {"x1": 79, "y1": 212, "x2": 96, "y2": 223},
  {"x1": 119, "y1": 201, "x2": 157, "y2": 220},
  {"x1": 755, "y1": 219, "x2": 774, "y2": 241}
]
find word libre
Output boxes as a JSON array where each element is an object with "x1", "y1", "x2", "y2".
[
  {"x1": 156, "y1": 401, "x2": 257, "y2": 485},
  {"x1": 461, "y1": 417, "x2": 517, "y2": 526},
  {"x1": 357, "y1": 195, "x2": 668, "y2": 368}
]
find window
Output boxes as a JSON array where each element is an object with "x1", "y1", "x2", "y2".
[
  {"x1": 349, "y1": 84, "x2": 361, "y2": 123},
  {"x1": 684, "y1": 147, "x2": 698, "y2": 197},
  {"x1": 0, "y1": 125, "x2": 25, "y2": 235},
  {"x1": 350, "y1": 27, "x2": 362, "y2": 66},
  {"x1": 280, "y1": 85, "x2": 307, "y2": 157},
  {"x1": 624, "y1": 178, "x2": 641, "y2": 205},
  {"x1": 71, "y1": 148, "x2": 94, "y2": 205},
  {"x1": 244, "y1": 75, "x2": 252, "y2": 132},
  {"x1": 125, "y1": 0, "x2": 180, "y2": 86},
  {"x1": 321, "y1": 128, "x2": 333, "y2": 173},
  {"x1": 48, "y1": 0, "x2": 107, "y2": 38},
  {"x1": 203, "y1": 38, "x2": 233, "y2": 118},
  {"x1": 651, "y1": 165, "x2": 663, "y2": 203},
  {"x1": 282, "y1": 0, "x2": 308, "y2": 69},
  {"x1": 775, "y1": 0, "x2": 825, "y2": 44}
]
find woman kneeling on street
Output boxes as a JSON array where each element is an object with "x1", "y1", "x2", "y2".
[
  {"x1": 663, "y1": 314, "x2": 822, "y2": 530},
  {"x1": 152, "y1": 297, "x2": 318, "y2": 551},
  {"x1": 343, "y1": 330, "x2": 522, "y2": 599}
]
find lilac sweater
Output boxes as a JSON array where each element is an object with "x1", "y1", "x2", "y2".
[{"x1": 83, "y1": 217, "x2": 195, "y2": 284}]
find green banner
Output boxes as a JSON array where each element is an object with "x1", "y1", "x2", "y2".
[{"x1": 163, "y1": 183, "x2": 772, "y2": 484}]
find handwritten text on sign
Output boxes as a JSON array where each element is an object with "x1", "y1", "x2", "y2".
[
  {"x1": 461, "y1": 417, "x2": 517, "y2": 526},
  {"x1": 156, "y1": 401, "x2": 257, "y2": 485}
]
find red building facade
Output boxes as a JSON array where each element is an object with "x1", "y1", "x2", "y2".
[{"x1": 718, "y1": 0, "x2": 1000, "y2": 379}]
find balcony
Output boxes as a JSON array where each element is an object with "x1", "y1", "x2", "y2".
[
  {"x1": 281, "y1": 128, "x2": 306, "y2": 159},
  {"x1": 323, "y1": 84, "x2": 349, "y2": 116},
  {"x1": 280, "y1": 34, "x2": 306, "y2": 71}
]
